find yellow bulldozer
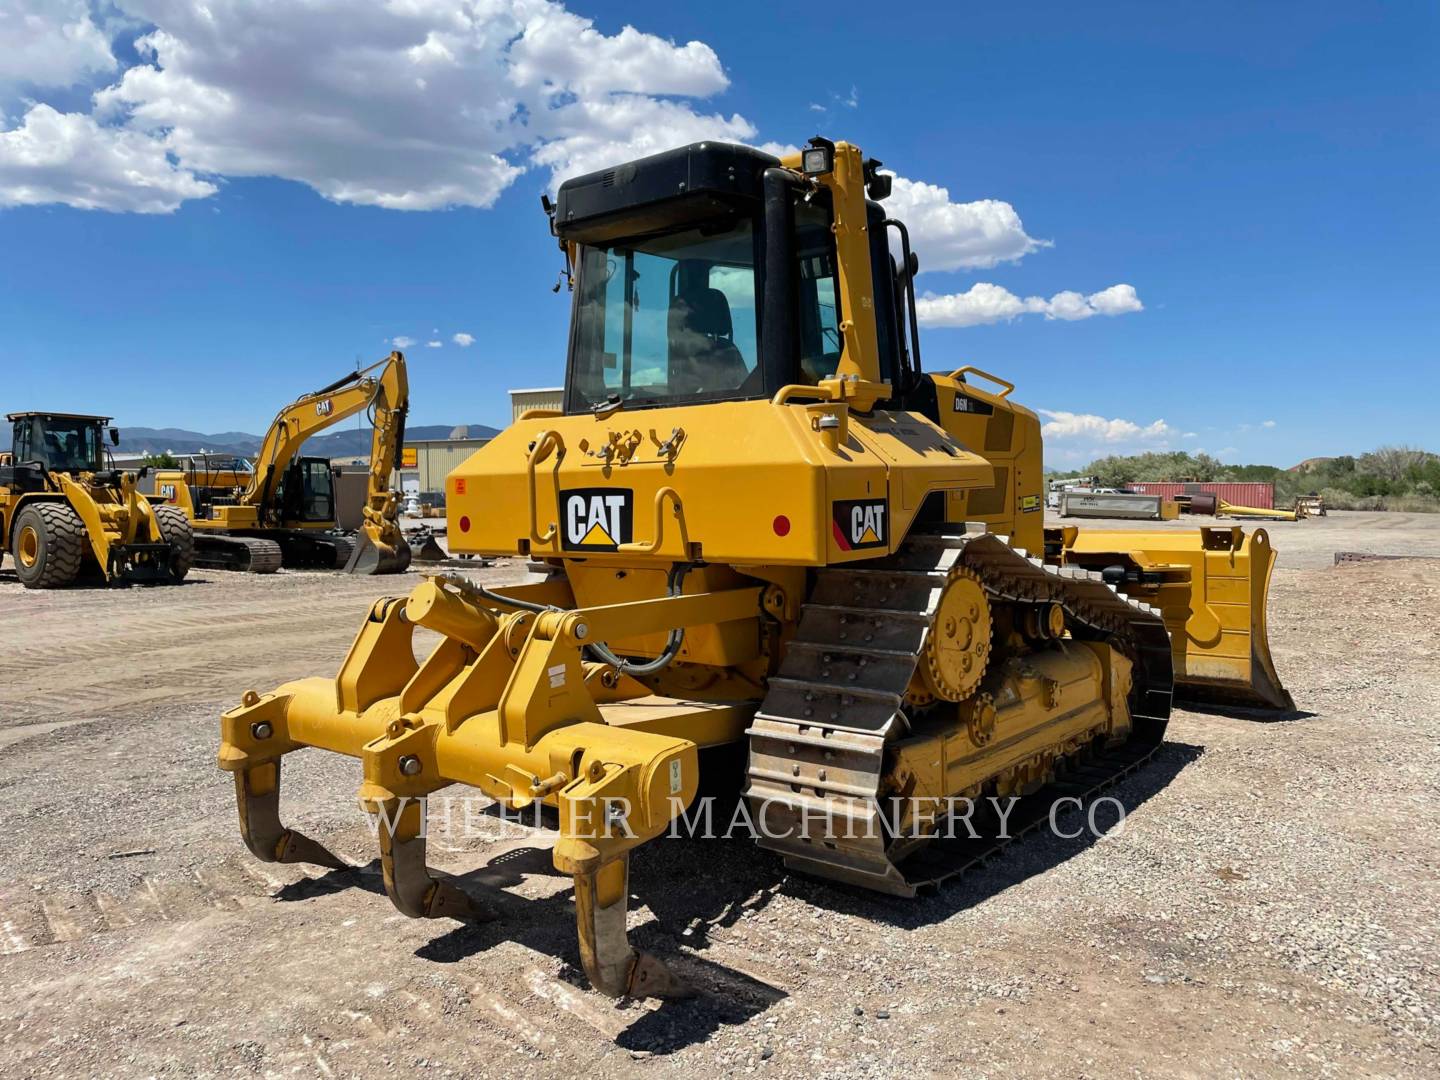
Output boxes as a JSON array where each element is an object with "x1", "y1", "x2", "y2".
[
  {"x1": 1, "y1": 411, "x2": 192, "y2": 588},
  {"x1": 218, "y1": 138, "x2": 1290, "y2": 998},
  {"x1": 155, "y1": 352, "x2": 412, "y2": 575}
]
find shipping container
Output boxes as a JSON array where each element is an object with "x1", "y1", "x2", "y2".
[{"x1": 1125, "y1": 481, "x2": 1274, "y2": 510}]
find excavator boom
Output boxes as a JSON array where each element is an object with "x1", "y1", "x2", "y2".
[
  {"x1": 339, "y1": 353, "x2": 411, "y2": 574},
  {"x1": 155, "y1": 352, "x2": 411, "y2": 574}
]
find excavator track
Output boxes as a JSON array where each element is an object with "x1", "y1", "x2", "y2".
[
  {"x1": 192, "y1": 535, "x2": 284, "y2": 574},
  {"x1": 745, "y1": 530, "x2": 1173, "y2": 897}
]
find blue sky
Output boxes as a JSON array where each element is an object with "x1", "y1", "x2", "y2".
[{"x1": 1, "y1": 1, "x2": 1435, "y2": 467}]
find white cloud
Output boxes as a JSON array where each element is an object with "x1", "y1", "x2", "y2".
[
  {"x1": 0, "y1": 102, "x2": 215, "y2": 212},
  {"x1": 425, "y1": 339, "x2": 442, "y2": 348},
  {"x1": 0, "y1": 0, "x2": 116, "y2": 89},
  {"x1": 1182, "y1": 431, "x2": 1198, "y2": 439},
  {"x1": 1262, "y1": 419, "x2": 1277, "y2": 428},
  {"x1": 1083, "y1": 283, "x2": 1146, "y2": 316},
  {"x1": 3, "y1": 0, "x2": 750, "y2": 212},
  {"x1": 884, "y1": 177, "x2": 1047, "y2": 272},
  {"x1": 1039, "y1": 409, "x2": 1174, "y2": 446},
  {"x1": 0, "y1": 4, "x2": 1142, "y2": 341},
  {"x1": 452, "y1": 332, "x2": 474, "y2": 347},
  {"x1": 915, "y1": 282, "x2": 1143, "y2": 328},
  {"x1": 390, "y1": 335, "x2": 415, "y2": 349}
]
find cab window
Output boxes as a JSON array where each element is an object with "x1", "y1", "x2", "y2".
[{"x1": 570, "y1": 216, "x2": 761, "y2": 410}]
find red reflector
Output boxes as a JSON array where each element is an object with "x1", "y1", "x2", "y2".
[
  {"x1": 772, "y1": 515, "x2": 791, "y2": 537},
  {"x1": 458, "y1": 515, "x2": 471, "y2": 533}
]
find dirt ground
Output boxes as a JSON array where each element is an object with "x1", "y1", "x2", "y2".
[{"x1": 1, "y1": 510, "x2": 1437, "y2": 1078}]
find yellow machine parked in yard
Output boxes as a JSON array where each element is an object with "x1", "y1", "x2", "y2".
[
  {"x1": 218, "y1": 138, "x2": 1290, "y2": 998},
  {"x1": 156, "y1": 352, "x2": 411, "y2": 575},
  {"x1": 0, "y1": 412, "x2": 192, "y2": 588}
]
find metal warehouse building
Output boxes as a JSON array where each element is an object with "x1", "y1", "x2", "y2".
[
  {"x1": 509, "y1": 387, "x2": 563, "y2": 422},
  {"x1": 391, "y1": 436, "x2": 490, "y2": 499}
]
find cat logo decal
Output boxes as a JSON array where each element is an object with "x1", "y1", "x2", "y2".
[
  {"x1": 832, "y1": 498, "x2": 888, "y2": 551},
  {"x1": 561, "y1": 488, "x2": 634, "y2": 551}
]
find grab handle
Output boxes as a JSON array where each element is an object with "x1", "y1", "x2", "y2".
[
  {"x1": 618, "y1": 487, "x2": 688, "y2": 556},
  {"x1": 526, "y1": 430, "x2": 564, "y2": 547},
  {"x1": 947, "y1": 365, "x2": 1014, "y2": 398}
]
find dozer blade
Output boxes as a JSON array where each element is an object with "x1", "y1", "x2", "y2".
[
  {"x1": 1048, "y1": 524, "x2": 1293, "y2": 712},
  {"x1": 344, "y1": 529, "x2": 412, "y2": 575}
]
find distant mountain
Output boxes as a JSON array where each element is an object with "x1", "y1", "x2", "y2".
[{"x1": 1, "y1": 423, "x2": 500, "y2": 456}]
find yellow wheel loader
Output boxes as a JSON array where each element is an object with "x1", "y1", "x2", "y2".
[
  {"x1": 1, "y1": 412, "x2": 192, "y2": 588},
  {"x1": 155, "y1": 352, "x2": 412, "y2": 575},
  {"x1": 219, "y1": 138, "x2": 1291, "y2": 998}
]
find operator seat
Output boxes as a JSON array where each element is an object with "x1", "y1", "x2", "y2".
[
  {"x1": 44, "y1": 431, "x2": 70, "y2": 470},
  {"x1": 667, "y1": 287, "x2": 748, "y2": 394}
]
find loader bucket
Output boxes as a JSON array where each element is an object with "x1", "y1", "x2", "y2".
[
  {"x1": 1047, "y1": 525, "x2": 1294, "y2": 712},
  {"x1": 343, "y1": 528, "x2": 411, "y2": 575}
]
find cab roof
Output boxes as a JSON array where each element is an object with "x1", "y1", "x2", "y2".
[
  {"x1": 554, "y1": 141, "x2": 780, "y2": 246},
  {"x1": 7, "y1": 412, "x2": 114, "y2": 423}
]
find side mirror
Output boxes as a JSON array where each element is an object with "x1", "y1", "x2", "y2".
[{"x1": 109, "y1": 427, "x2": 120, "y2": 446}]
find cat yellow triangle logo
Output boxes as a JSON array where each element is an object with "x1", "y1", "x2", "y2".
[
  {"x1": 858, "y1": 525, "x2": 881, "y2": 545},
  {"x1": 580, "y1": 521, "x2": 615, "y2": 547}
]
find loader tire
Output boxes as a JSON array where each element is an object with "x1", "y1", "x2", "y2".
[
  {"x1": 12, "y1": 503, "x2": 86, "y2": 589},
  {"x1": 153, "y1": 504, "x2": 194, "y2": 583}
]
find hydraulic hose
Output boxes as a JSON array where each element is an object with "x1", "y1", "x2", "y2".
[
  {"x1": 432, "y1": 563, "x2": 692, "y2": 677},
  {"x1": 584, "y1": 563, "x2": 691, "y2": 677}
]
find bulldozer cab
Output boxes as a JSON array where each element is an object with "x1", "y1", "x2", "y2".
[
  {"x1": 556, "y1": 142, "x2": 909, "y2": 417},
  {"x1": 7, "y1": 412, "x2": 115, "y2": 475}
]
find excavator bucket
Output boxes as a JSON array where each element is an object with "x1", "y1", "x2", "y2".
[
  {"x1": 1047, "y1": 525, "x2": 1293, "y2": 711},
  {"x1": 343, "y1": 527, "x2": 411, "y2": 575},
  {"x1": 407, "y1": 527, "x2": 449, "y2": 564}
]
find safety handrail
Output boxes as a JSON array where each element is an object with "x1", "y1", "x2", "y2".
[
  {"x1": 526, "y1": 430, "x2": 564, "y2": 547},
  {"x1": 947, "y1": 365, "x2": 1014, "y2": 398},
  {"x1": 771, "y1": 384, "x2": 835, "y2": 407},
  {"x1": 618, "y1": 486, "x2": 687, "y2": 555}
]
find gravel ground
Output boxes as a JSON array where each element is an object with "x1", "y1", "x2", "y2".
[{"x1": 0, "y1": 512, "x2": 1437, "y2": 1078}]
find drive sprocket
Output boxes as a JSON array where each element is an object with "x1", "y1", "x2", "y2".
[{"x1": 920, "y1": 565, "x2": 991, "y2": 702}]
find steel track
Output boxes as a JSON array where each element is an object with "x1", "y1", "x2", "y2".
[{"x1": 744, "y1": 530, "x2": 1174, "y2": 897}]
